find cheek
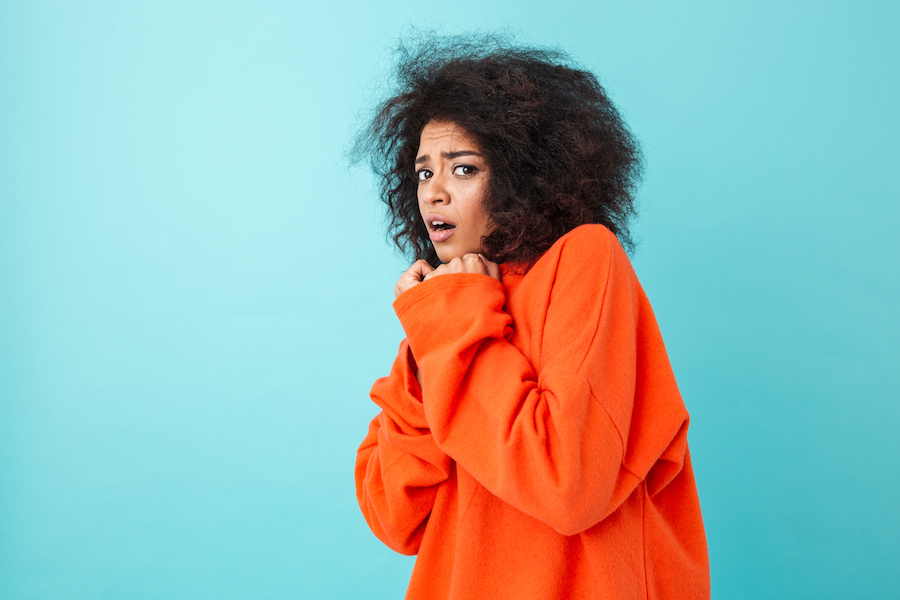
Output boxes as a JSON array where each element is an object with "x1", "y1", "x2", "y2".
[
  {"x1": 415, "y1": 193, "x2": 426, "y2": 217},
  {"x1": 473, "y1": 193, "x2": 490, "y2": 226}
]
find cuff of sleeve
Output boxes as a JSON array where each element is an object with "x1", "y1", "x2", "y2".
[
  {"x1": 393, "y1": 273, "x2": 505, "y2": 316},
  {"x1": 393, "y1": 273, "x2": 509, "y2": 359}
]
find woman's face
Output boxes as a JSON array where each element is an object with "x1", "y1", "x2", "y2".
[{"x1": 415, "y1": 120, "x2": 491, "y2": 263}]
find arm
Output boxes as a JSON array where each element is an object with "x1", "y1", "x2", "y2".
[
  {"x1": 355, "y1": 341, "x2": 452, "y2": 555},
  {"x1": 395, "y1": 227, "x2": 689, "y2": 536}
]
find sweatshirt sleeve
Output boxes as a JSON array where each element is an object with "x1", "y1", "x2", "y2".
[
  {"x1": 393, "y1": 227, "x2": 689, "y2": 536},
  {"x1": 355, "y1": 340, "x2": 453, "y2": 555}
]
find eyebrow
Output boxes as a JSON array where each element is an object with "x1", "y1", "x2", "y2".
[{"x1": 415, "y1": 150, "x2": 482, "y2": 164}]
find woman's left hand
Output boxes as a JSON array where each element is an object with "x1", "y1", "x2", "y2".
[{"x1": 423, "y1": 253, "x2": 501, "y2": 283}]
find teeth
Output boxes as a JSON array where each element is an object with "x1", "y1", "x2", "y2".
[{"x1": 433, "y1": 220, "x2": 445, "y2": 226}]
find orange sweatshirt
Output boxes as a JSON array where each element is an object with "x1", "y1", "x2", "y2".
[{"x1": 356, "y1": 224, "x2": 710, "y2": 599}]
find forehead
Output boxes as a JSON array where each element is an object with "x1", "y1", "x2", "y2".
[{"x1": 417, "y1": 121, "x2": 481, "y2": 153}]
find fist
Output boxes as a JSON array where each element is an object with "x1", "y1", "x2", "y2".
[
  {"x1": 394, "y1": 255, "x2": 501, "y2": 299},
  {"x1": 395, "y1": 259, "x2": 435, "y2": 299},
  {"x1": 423, "y1": 253, "x2": 501, "y2": 282}
]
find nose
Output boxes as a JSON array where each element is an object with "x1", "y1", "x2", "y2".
[{"x1": 420, "y1": 171, "x2": 450, "y2": 206}]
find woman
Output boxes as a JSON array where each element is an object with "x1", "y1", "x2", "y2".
[{"x1": 353, "y1": 34, "x2": 710, "y2": 600}]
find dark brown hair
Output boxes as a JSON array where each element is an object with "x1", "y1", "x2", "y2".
[{"x1": 353, "y1": 32, "x2": 643, "y2": 266}]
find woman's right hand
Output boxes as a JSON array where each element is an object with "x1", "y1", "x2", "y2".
[{"x1": 395, "y1": 260, "x2": 435, "y2": 299}]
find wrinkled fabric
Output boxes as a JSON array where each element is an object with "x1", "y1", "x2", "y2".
[{"x1": 356, "y1": 225, "x2": 710, "y2": 600}]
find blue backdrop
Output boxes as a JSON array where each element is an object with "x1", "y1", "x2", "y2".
[{"x1": 1, "y1": 1, "x2": 898, "y2": 598}]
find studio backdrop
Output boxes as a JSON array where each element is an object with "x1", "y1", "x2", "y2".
[{"x1": 1, "y1": 1, "x2": 898, "y2": 599}]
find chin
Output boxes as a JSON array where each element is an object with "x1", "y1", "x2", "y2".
[
  {"x1": 434, "y1": 240, "x2": 484, "y2": 264},
  {"x1": 436, "y1": 249, "x2": 464, "y2": 263}
]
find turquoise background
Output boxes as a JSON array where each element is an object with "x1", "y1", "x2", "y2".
[{"x1": 1, "y1": 1, "x2": 898, "y2": 598}]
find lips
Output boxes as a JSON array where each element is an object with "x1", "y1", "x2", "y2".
[{"x1": 425, "y1": 214, "x2": 457, "y2": 243}]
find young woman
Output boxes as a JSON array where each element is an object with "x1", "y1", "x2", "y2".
[{"x1": 353, "y1": 34, "x2": 710, "y2": 600}]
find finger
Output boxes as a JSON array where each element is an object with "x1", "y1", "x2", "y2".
[
  {"x1": 395, "y1": 273, "x2": 417, "y2": 298},
  {"x1": 430, "y1": 259, "x2": 455, "y2": 276},
  {"x1": 423, "y1": 263, "x2": 448, "y2": 281},
  {"x1": 394, "y1": 278, "x2": 406, "y2": 299},
  {"x1": 410, "y1": 259, "x2": 435, "y2": 280},
  {"x1": 479, "y1": 254, "x2": 502, "y2": 280},
  {"x1": 460, "y1": 253, "x2": 488, "y2": 275},
  {"x1": 401, "y1": 259, "x2": 433, "y2": 282},
  {"x1": 463, "y1": 255, "x2": 486, "y2": 274},
  {"x1": 395, "y1": 260, "x2": 433, "y2": 299}
]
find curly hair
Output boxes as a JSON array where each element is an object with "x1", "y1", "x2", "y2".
[{"x1": 353, "y1": 31, "x2": 643, "y2": 266}]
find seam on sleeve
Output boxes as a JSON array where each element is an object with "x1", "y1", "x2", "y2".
[
  {"x1": 573, "y1": 231, "x2": 633, "y2": 472},
  {"x1": 583, "y1": 372, "x2": 629, "y2": 466}
]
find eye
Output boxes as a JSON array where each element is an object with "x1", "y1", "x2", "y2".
[
  {"x1": 453, "y1": 165, "x2": 477, "y2": 176},
  {"x1": 416, "y1": 168, "x2": 432, "y2": 181}
]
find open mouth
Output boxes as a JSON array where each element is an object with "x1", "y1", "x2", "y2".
[
  {"x1": 431, "y1": 220, "x2": 455, "y2": 232},
  {"x1": 426, "y1": 216, "x2": 457, "y2": 242}
]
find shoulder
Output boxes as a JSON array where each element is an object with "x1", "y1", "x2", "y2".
[
  {"x1": 532, "y1": 224, "x2": 630, "y2": 277},
  {"x1": 556, "y1": 223, "x2": 614, "y2": 254}
]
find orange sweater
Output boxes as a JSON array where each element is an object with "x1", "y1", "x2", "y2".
[{"x1": 356, "y1": 225, "x2": 710, "y2": 599}]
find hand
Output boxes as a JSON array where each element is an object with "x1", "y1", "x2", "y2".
[
  {"x1": 423, "y1": 253, "x2": 501, "y2": 283},
  {"x1": 395, "y1": 259, "x2": 435, "y2": 299}
]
